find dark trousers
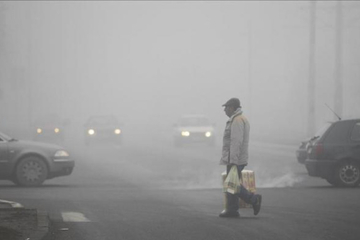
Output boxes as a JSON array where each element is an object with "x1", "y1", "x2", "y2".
[{"x1": 226, "y1": 165, "x2": 256, "y2": 212}]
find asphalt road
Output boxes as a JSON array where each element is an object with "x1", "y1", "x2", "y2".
[{"x1": 1, "y1": 133, "x2": 360, "y2": 240}]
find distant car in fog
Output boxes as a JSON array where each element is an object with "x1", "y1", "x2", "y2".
[
  {"x1": 32, "y1": 114, "x2": 70, "y2": 144},
  {"x1": 305, "y1": 118, "x2": 360, "y2": 187},
  {"x1": 296, "y1": 123, "x2": 332, "y2": 164},
  {"x1": 84, "y1": 115, "x2": 123, "y2": 145},
  {"x1": 173, "y1": 115, "x2": 216, "y2": 147},
  {"x1": 0, "y1": 131, "x2": 74, "y2": 186}
]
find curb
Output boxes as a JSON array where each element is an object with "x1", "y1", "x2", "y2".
[
  {"x1": 0, "y1": 199, "x2": 50, "y2": 240},
  {"x1": 30, "y1": 210, "x2": 51, "y2": 240}
]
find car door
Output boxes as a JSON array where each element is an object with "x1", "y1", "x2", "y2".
[
  {"x1": 0, "y1": 136, "x2": 10, "y2": 177},
  {"x1": 349, "y1": 121, "x2": 360, "y2": 161}
]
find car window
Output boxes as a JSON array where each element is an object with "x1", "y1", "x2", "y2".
[
  {"x1": 324, "y1": 122, "x2": 349, "y2": 144},
  {"x1": 350, "y1": 122, "x2": 360, "y2": 141}
]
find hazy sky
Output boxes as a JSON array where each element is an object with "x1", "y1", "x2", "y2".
[{"x1": 1, "y1": 1, "x2": 360, "y2": 141}]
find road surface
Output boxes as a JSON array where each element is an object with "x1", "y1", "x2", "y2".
[{"x1": 1, "y1": 132, "x2": 359, "y2": 240}]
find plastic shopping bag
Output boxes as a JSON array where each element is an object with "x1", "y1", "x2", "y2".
[{"x1": 223, "y1": 165, "x2": 240, "y2": 194}]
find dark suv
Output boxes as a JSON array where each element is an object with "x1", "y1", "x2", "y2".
[
  {"x1": 305, "y1": 119, "x2": 360, "y2": 187},
  {"x1": 296, "y1": 123, "x2": 332, "y2": 164}
]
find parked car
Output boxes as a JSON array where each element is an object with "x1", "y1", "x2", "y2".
[
  {"x1": 84, "y1": 115, "x2": 123, "y2": 145},
  {"x1": 296, "y1": 123, "x2": 332, "y2": 164},
  {"x1": 0, "y1": 131, "x2": 74, "y2": 186},
  {"x1": 173, "y1": 115, "x2": 216, "y2": 147},
  {"x1": 32, "y1": 114, "x2": 70, "y2": 144},
  {"x1": 305, "y1": 118, "x2": 360, "y2": 187}
]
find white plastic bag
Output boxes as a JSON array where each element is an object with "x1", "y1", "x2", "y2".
[{"x1": 223, "y1": 165, "x2": 240, "y2": 194}]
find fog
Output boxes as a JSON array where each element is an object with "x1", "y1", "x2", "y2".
[{"x1": 1, "y1": 1, "x2": 360, "y2": 188}]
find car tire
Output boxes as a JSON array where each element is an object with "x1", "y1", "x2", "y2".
[
  {"x1": 333, "y1": 161, "x2": 360, "y2": 187},
  {"x1": 15, "y1": 156, "x2": 48, "y2": 187}
]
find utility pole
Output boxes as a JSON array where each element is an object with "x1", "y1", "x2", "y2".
[
  {"x1": 308, "y1": 1, "x2": 317, "y2": 136},
  {"x1": 334, "y1": 1, "x2": 343, "y2": 119}
]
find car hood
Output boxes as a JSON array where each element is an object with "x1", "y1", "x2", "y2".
[{"x1": 13, "y1": 140, "x2": 62, "y2": 151}]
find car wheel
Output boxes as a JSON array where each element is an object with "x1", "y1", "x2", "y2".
[
  {"x1": 15, "y1": 156, "x2": 48, "y2": 186},
  {"x1": 334, "y1": 161, "x2": 360, "y2": 187}
]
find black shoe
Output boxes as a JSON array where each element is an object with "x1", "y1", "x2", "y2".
[
  {"x1": 252, "y1": 194, "x2": 262, "y2": 216},
  {"x1": 219, "y1": 210, "x2": 240, "y2": 218}
]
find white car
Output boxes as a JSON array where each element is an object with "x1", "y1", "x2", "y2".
[{"x1": 173, "y1": 115, "x2": 216, "y2": 147}]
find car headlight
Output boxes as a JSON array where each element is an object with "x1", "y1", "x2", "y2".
[
  {"x1": 181, "y1": 131, "x2": 190, "y2": 137},
  {"x1": 54, "y1": 128, "x2": 60, "y2": 133},
  {"x1": 88, "y1": 129, "x2": 95, "y2": 135},
  {"x1": 114, "y1": 129, "x2": 121, "y2": 135},
  {"x1": 54, "y1": 150, "x2": 69, "y2": 157},
  {"x1": 205, "y1": 131, "x2": 212, "y2": 137},
  {"x1": 37, "y1": 128, "x2": 42, "y2": 134}
]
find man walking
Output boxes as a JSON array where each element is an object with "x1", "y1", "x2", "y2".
[{"x1": 219, "y1": 98, "x2": 262, "y2": 218}]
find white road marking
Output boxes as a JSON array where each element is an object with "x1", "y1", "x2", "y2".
[{"x1": 61, "y1": 212, "x2": 91, "y2": 222}]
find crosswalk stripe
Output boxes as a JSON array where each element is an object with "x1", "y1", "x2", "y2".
[{"x1": 61, "y1": 212, "x2": 91, "y2": 222}]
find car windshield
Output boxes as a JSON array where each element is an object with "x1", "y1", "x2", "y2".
[
  {"x1": 179, "y1": 116, "x2": 209, "y2": 126},
  {"x1": 89, "y1": 116, "x2": 118, "y2": 125},
  {"x1": 0, "y1": 131, "x2": 13, "y2": 141}
]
